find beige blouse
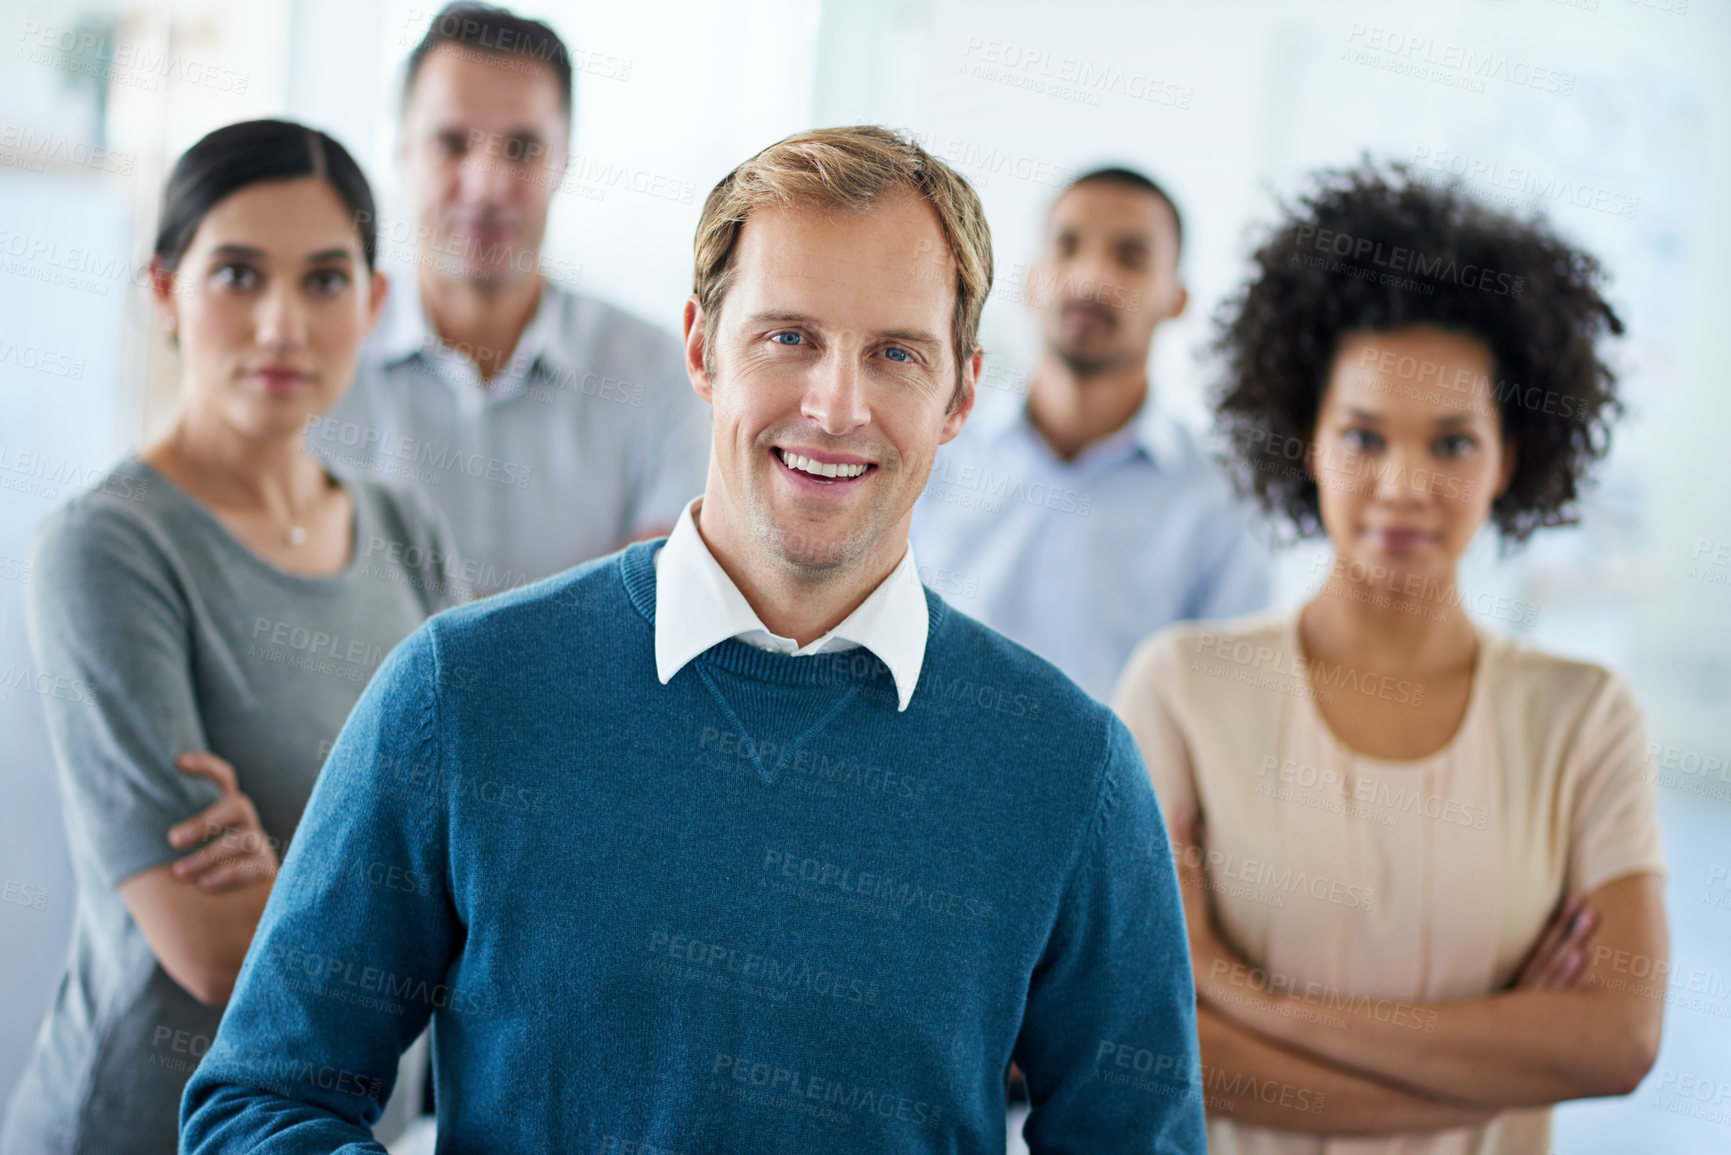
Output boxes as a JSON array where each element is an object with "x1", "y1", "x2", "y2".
[{"x1": 1110, "y1": 608, "x2": 1666, "y2": 1155}]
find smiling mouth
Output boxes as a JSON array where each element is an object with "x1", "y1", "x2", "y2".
[{"x1": 774, "y1": 448, "x2": 875, "y2": 484}]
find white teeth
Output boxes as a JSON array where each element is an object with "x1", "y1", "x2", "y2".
[{"x1": 779, "y1": 450, "x2": 868, "y2": 479}]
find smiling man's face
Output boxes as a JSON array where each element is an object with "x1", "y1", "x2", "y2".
[{"x1": 687, "y1": 189, "x2": 976, "y2": 584}]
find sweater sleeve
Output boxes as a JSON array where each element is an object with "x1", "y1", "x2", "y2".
[
  {"x1": 180, "y1": 623, "x2": 462, "y2": 1153},
  {"x1": 1013, "y1": 714, "x2": 1206, "y2": 1154}
]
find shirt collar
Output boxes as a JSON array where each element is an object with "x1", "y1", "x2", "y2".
[
  {"x1": 369, "y1": 268, "x2": 572, "y2": 384},
  {"x1": 653, "y1": 498, "x2": 928, "y2": 710},
  {"x1": 1125, "y1": 392, "x2": 1184, "y2": 470},
  {"x1": 971, "y1": 382, "x2": 1180, "y2": 471}
]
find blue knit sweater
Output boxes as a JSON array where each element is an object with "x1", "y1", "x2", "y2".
[{"x1": 181, "y1": 541, "x2": 1204, "y2": 1153}]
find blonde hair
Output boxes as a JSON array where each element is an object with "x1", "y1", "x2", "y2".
[{"x1": 692, "y1": 125, "x2": 993, "y2": 409}]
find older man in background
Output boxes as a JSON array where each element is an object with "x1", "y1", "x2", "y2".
[{"x1": 308, "y1": 2, "x2": 710, "y2": 597}]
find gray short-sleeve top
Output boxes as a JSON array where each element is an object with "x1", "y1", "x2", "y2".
[{"x1": 0, "y1": 455, "x2": 464, "y2": 1155}]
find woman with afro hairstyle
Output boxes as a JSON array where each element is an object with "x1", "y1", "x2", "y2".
[{"x1": 1110, "y1": 161, "x2": 1666, "y2": 1153}]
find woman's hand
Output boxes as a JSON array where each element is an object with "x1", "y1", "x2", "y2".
[
  {"x1": 1512, "y1": 892, "x2": 1599, "y2": 990},
  {"x1": 166, "y1": 752, "x2": 281, "y2": 893}
]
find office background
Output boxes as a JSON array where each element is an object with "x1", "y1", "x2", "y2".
[{"x1": 0, "y1": 0, "x2": 1725, "y2": 1150}]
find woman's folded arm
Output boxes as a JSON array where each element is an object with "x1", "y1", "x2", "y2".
[
  {"x1": 1194, "y1": 1005, "x2": 1499, "y2": 1134},
  {"x1": 1198, "y1": 872, "x2": 1667, "y2": 1108}
]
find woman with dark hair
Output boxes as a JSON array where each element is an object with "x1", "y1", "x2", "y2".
[
  {"x1": 0, "y1": 120, "x2": 465, "y2": 1154},
  {"x1": 1111, "y1": 162, "x2": 1667, "y2": 1153}
]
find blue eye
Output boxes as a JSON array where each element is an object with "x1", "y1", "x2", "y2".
[
  {"x1": 883, "y1": 347, "x2": 911, "y2": 363},
  {"x1": 772, "y1": 332, "x2": 803, "y2": 346}
]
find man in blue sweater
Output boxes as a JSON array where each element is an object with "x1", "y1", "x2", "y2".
[{"x1": 182, "y1": 126, "x2": 1205, "y2": 1153}]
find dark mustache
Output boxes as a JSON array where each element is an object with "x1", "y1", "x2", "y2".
[{"x1": 1059, "y1": 299, "x2": 1118, "y2": 325}]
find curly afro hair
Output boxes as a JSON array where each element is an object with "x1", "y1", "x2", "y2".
[{"x1": 1210, "y1": 159, "x2": 1625, "y2": 545}]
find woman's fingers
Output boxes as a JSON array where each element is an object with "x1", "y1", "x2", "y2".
[
  {"x1": 173, "y1": 750, "x2": 239, "y2": 793},
  {"x1": 164, "y1": 774, "x2": 277, "y2": 891},
  {"x1": 1519, "y1": 896, "x2": 1600, "y2": 989},
  {"x1": 1553, "y1": 905, "x2": 1599, "y2": 988},
  {"x1": 194, "y1": 853, "x2": 278, "y2": 892},
  {"x1": 170, "y1": 820, "x2": 249, "y2": 882},
  {"x1": 168, "y1": 793, "x2": 247, "y2": 856},
  {"x1": 170, "y1": 813, "x2": 265, "y2": 873},
  {"x1": 172, "y1": 827, "x2": 276, "y2": 891},
  {"x1": 168, "y1": 751, "x2": 244, "y2": 849},
  {"x1": 1531, "y1": 944, "x2": 1574, "y2": 989},
  {"x1": 1514, "y1": 895, "x2": 1572, "y2": 987},
  {"x1": 1541, "y1": 904, "x2": 1598, "y2": 988}
]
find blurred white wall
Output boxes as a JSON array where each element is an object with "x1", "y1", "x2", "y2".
[{"x1": 0, "y1": 1, "x2": 1726, "y2": 1150}]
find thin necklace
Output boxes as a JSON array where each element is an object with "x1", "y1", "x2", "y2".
[{"x1": 172, "y1": 422, "x2": 315, "y2": 546}]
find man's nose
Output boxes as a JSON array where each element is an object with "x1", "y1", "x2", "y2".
[
  {"x1": 1056, "y1": 248, "x2": 1119, "y2": 307},
  {"x1": 458, "y1": 144, "x2": 520, "y2": 204},
  {"x1": 801, "y1": 351, "x2": 871, "y2": 436}
]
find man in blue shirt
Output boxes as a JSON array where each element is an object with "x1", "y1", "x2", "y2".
[
  {"x1": 913, "y1": 168, "x2": 1270, "y2": 701},
  {"x1": 183, "y1": 127, "x2": 1205, "y2": 1154}
]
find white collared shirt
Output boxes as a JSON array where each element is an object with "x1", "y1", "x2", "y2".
[{"x1": 653, "y1": 498, "x2": 928, "y2": 710}]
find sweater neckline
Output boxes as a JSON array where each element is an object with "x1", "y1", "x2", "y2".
[{"x1": 618, "y1": 539, "x2": 948, "y2": 690}]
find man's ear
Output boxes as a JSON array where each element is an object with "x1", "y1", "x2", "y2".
[
  {"x1": 547, "y1": 130, "x2": 571, "y2": 185},
  {"x1": 1166, "y1": 281, "x2": 1190, "y2": 323},
  {"x1": 683, "y1": 296, "x2": 713, "y2": 403},
  {"x1": 939, "y1": 347, "x2": 982, "y2": 445}
]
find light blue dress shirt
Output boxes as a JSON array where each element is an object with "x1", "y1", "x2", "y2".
[
  {"x1": 911, "y1": 390, "x2": 1271, "y2": 701},
  {"x1": 307, "y1": 271, "x2": 712, "y2": 597}
]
